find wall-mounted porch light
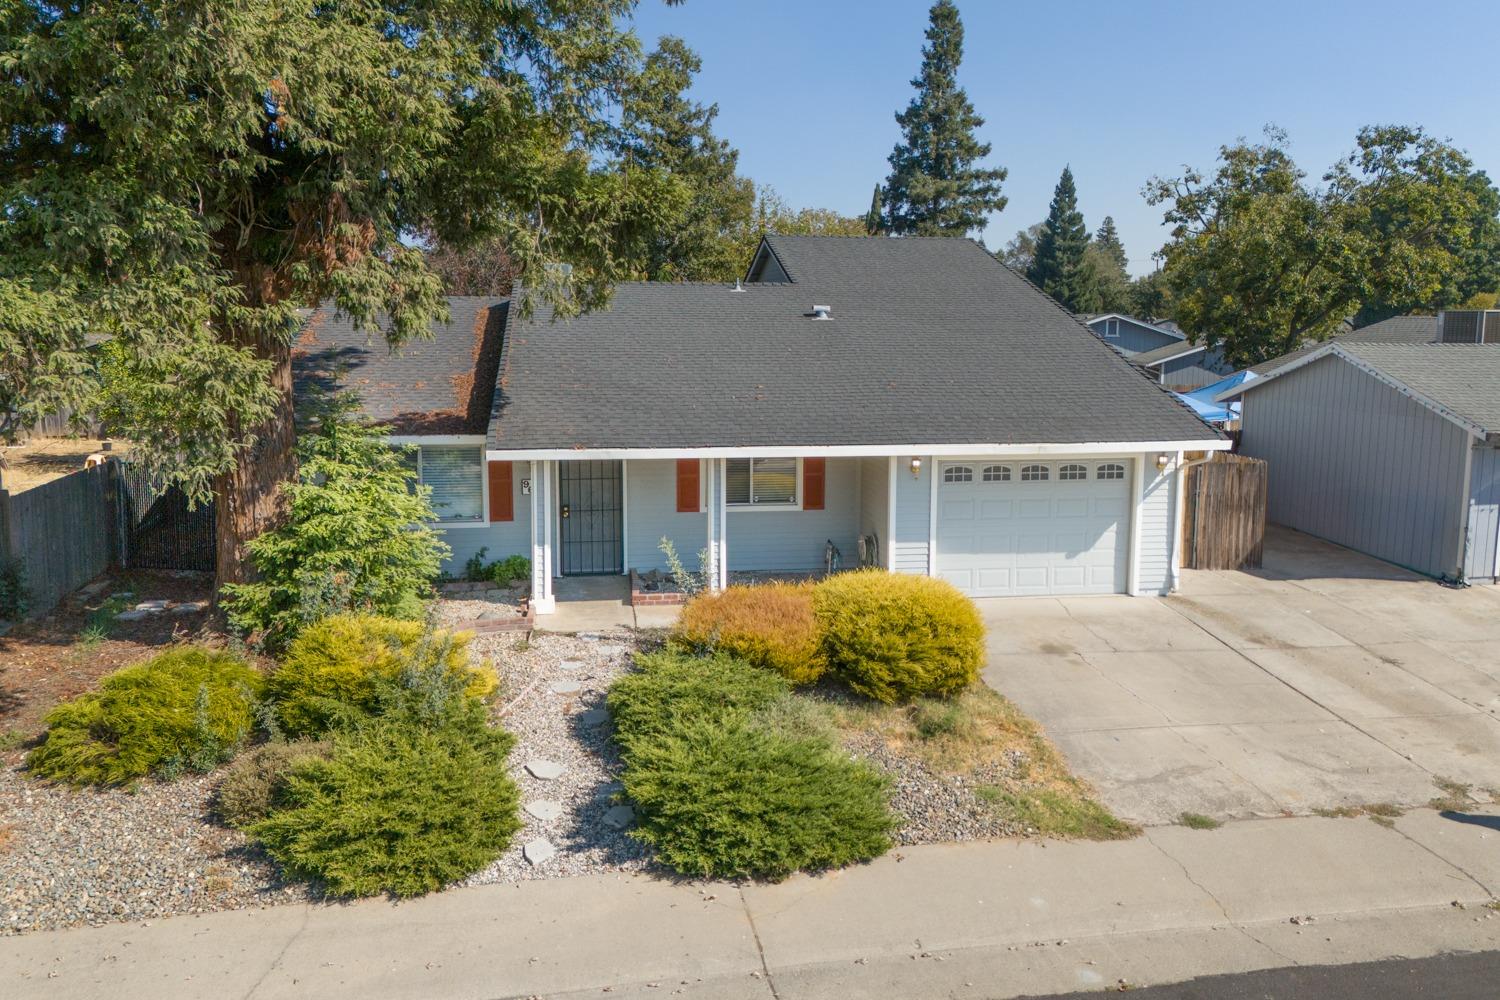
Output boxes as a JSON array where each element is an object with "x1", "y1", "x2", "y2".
[
  {"x1": 1155, "y1": 452, "x2": 1172, "y2": 471},
  {"x1": 909, "y1": 457, "x2": 923, "y2": 479}
]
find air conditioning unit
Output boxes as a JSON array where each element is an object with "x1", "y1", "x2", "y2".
[{"x1": 1437, "y1": 309, "x2": 1500, "y2": 343}]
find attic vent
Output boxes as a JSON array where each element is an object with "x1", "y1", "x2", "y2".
[{"x1": 810, "y1": 304, "x2": 833, "y2": 321}]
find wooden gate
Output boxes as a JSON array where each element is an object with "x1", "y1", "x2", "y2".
[
  {"x1": 117, "y1": 463, "x2": 216, "y2": 572},
  {"x1": 1183, "y1": 453, "x2": 1268, "y2": 570}
]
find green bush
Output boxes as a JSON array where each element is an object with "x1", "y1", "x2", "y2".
[
  {"x1": 623, "y1": 716, "x2": 895, "y2": 880},
  {"x1": 0, "y1": 557, "x2": 27, "y2": 620},
  {"x1": 215, "y1": 739, "x2": 332, "y2": 827},
  {"x1": 607, "y1": 651, "x2": 789, "y2": 750},
  {"x1": 28, "y1": 647, "x2": 263, "y2": 786},
  {"x1": 268, "y1": 614, "x2": 498, "y2": 738},
  {"x1": 812, "y1": 570, "x2": 985, "y2": 703},
  {"x1": 490, "y1": 554, "x2": 530, "y2": 584},
  {"x1": 249, "y1": 716, "x2": 521, "y2": 897},
  {"x1": 223, "y1": 404, "x2": 448, "y2": 648},
  {"x1": 673, "y1": 583, "x2": 826, "y2": 684}
]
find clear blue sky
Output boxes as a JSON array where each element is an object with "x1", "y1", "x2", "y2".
[{"x1": 630, "y1": 0, "x2": 1500, "y2": 276}]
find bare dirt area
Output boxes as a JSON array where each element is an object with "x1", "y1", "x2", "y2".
[
  {"x1": 0, "y1": 570, "x2": 216, "y2": 742},
  {"x1": 0, "y1": 438, "x2": 125, "y2": 495}
]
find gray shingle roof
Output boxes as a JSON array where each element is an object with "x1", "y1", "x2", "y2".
[
  {"x1": 292, "y1": 297, "x2": 507, "y2": 434},
  {"x1": 488, "y1": 236, "x2": 1218, "y2": 451},
  {"x1": 1246, "y1": 314, "x2": 1439, "y2": 377},
  {"x1": 1131, "y1": 341, "x2": 1205, "y2": 367},
  {"x1": 1333, "y1": 343, "x2": 1500, "y2": 435}
]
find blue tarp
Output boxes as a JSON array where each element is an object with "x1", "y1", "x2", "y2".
[{"x1": 1174, "y1": 370, "x2": 1256, "y2": 425}]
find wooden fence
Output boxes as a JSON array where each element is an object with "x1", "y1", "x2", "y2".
[
  {"x1": 1182, "y1": 453, "x2": 1268, "y2": 570},
  {"x1": 0, "y1": 463, "x2": 120, "y2": 618}
]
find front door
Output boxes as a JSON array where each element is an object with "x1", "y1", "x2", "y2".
[{"x1": 557, "y1": 460, "x2": 624, "y2": 575}]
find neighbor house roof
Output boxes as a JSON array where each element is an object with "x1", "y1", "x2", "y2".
[
  {"x1": 487, "y1": 236, "x2": 1220, "y2": 453},
  {"x1": 1244, "y1": 314, "x2": 1439, "y2": 378},
  {"x1": 1079, "y1": 313, "x2": 1187, "y2": 341},
  {"x1": 292, "y1": 297, "x2": 508, "y2": 435},
  {"x1": 1131, "y1": 340, "x2": 1207, "y2": 367},
  {"x1": 1221, "y1": 342, "x2": 1500, "y2": 438}
]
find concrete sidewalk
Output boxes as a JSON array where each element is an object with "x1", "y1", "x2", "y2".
[{"x1": 5, "y1": 809, "x2": 1499, "y2": 1000}]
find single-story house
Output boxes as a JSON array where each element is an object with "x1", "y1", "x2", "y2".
[
  {"x1": 297, "y1": 236, "x2": 1226, "y2": 612},
  {"x1": 1242, "y1": 314, "x2": 1440, "y2": 380},
  {"x1": 1079, "y1": 313, "x2": 1184, "y2": 357},
  {"x1": 1219, "y1": 342, "x2": 1500, "y2": 584},
  {"x1": 1130, "y1": 340, "x2": 1237, "y2": 391}
]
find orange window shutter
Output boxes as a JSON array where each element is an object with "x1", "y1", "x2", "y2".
[
  {"x1": 676, "y1": 459, "x2": 701, "y2": 512},
  {"x1": 804, "y1": 458, "x2": 825, "y2": 510},
  {"x1": 487, "y1": 461, "x2": 514, "y2": 522}
]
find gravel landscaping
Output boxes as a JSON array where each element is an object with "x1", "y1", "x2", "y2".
[
  {"x1": 461, "y1": 628, "x2": 654, "y2": 884},
  {"x1": 0, "y1": 758, "x2": 305, "y2": 935}
]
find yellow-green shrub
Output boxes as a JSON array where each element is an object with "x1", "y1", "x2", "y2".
[
  {"x1": 269, "y1": 614, "x2": 497, "y2": 737},
  {"x1": 672, "y1": 583, "x2": 826, "y2": 684},
  {"x1": 27, "y1": 647, "x2": 263, "y2": 786},
  {"x1": 812, "y1": 571, "x2": 984, "y2": 703}
]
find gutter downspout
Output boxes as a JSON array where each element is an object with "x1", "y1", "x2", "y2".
[{"x1": 1170, "y1": 450, "x2": 1217, "y2": 593}]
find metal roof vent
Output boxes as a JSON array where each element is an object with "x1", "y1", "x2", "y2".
[
  {"x1": 731, "y1": 278, "x2": 745, "y2": 293},
  {"x1": 810, "y1": 304, "x2": 833, "y2": 321}
]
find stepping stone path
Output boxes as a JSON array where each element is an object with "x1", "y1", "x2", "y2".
[
  {"x1": 559, "y1": 659, "x2": 585, "y2": 671},
  {"x1": 595, "y1": 644, "x2": 625, "y2": 658},
  {"x1": 172, "y1": 601, "x2": 210, "y2": 614},
  {"x1": 115, "y1": 610, "x2": 152, "y2": 622},
  {"x1": 523, "y1": 839, "x2": 556, "y2": 866},
  {"x1": 549, "y1": 680, "x2": 582, "y2": 695},
  {"x1": 525, "y1": 759, "x2": 565, "y2": 781},
  {"x1": 134, "y1": 600, "x2": 170, "y2": 612},
  {"x1": 577, "y1": 708, "x2": 610, "y2": 728},
  {"x1": 602, "y1": 804, "x2": 635, "y2": 830},
  {"x1": 593, "y1": 781, "x2": 625, "y2": 802},
  {"x1": 524, "y1": 800, "x2": 563, "y2": 822}
]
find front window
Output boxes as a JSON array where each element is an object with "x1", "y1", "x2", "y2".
[
  {"x1": 726, "y1": 458, "x2": 799, "y2": 506},
  {"x1": 417, "y1": 445, "x2": 484, "y2": 522}
]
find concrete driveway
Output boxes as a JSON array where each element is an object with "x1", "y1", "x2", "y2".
[{"x1": 981, "y1": 526, "x2": 1500, "y2": 825}]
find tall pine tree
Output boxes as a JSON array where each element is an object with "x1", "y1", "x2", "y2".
[
  {"x1": 1028, "y1": 166, "x2": 1101, "y2": 311},
  {"x1": 1094, "y1": 217, "x2": 1129, "y2": 274},
  {"x1": 865, "y1": 184, "x2": 885, "y2": 235},
  {"x1": 882, "y1": 1, "x2": 1007, "y2": 236}
]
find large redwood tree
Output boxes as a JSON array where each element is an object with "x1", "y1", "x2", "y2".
[{"x1": 0, "y1": 0, "x2": 679, "y2": 586}]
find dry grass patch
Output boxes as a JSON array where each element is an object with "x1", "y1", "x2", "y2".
[{"x1": 822, "y1": 685, "x2": 1136, "y2": 841}]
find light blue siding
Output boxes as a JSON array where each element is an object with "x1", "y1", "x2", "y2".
[
  {"x1": 726, "y1": 459, "x2": 861, "y2": 572},
  {"x1": 1135, "y1": 456, "x2": 1175, "y2": 595},
  {"x1": 1240, "y1": 355, "x2": 1472, "y2": 579},
  {"x1": 436, "y1": 460, "x2": 533, "y2": 576},
  {"x1": 1466, "y1": 446, "x2": 1500, "y2": 582},
  {"x1": 892, "y1": 457, "x2": 932, "y2": 574},
  {"x1": 1159, "y1": 348, "x2": 1235, "y2": 390},
  {"x1": 625, "y1": 460, "x2": 706, "y2": 573},
  {"x1": 1089, "y1": 317, "x2": 1181, "y2": 356},
  {"x1": 858, "y1": 457, "x2": 890, "y2": 568}
]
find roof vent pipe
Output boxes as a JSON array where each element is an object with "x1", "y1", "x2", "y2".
[
  {"x1": 732, "y1": 278, "x2": 744, "y2": 292},
  {"x1": 811, "y1": 304, "x2": 833, "y2": 320}
]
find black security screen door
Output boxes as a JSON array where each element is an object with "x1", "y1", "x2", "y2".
[{"x1": 557, "y1": 460, "x2": 624, "y2": 575}]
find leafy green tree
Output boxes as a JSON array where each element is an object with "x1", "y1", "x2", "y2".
[
  {"x1": 0, "y1": 0, "x2": 682, "y2": 586},
  {"x1": 1028, "y1": 167, "x2": 1102, "y2": 312},
  {"x1": 881, "y1": 0, "x2": 1007, "y2": 236},
  {"x1": 1088, "y1": 217, "x2": 1133, "y2": 313},
  {"x1": 998, "y1": 223, "x2": 1044, "y2": 272},
  {"x1": 728, "y1": 187, "x2": 869, "y2": 268},
  {"x1": 1146, "y1": 124, "x2": 1500, "y2": 365},
  {"x1": 1335, "y1": 126, "x2": 1500, "y2": 325},
  {"x1": 614, "y1": 37, "x2": 756, "y2": 282},
  {"x1": 1127, "y1": 268, "x2": 1175, "y2": 322},
  {"x1": 222, "y1": 399, "x2": 449, "y2": 649}
]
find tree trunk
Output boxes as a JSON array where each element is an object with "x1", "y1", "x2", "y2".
[{"x1": 213, "y1": 334, "x2": 296, "y2": 590}]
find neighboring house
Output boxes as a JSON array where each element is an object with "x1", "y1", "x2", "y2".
[
  {"x1": 1245, "y1": 314, "x2": 1440, "y2": 380},
  {"x1": 1130, "y1": 340, "x2": 1237, "y2": 391},
  {"x1": 1219, "y1": 343, "x2": 1500, "y2": 583},
  {"x1": 1078, "y1": 313, "x2": 1184, "y2": 356},
  {"x1": 298, "y1": 237, "x2": 1226, "y2": 612}
]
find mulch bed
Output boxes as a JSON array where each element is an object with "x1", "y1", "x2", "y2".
[{"x1": 0, "y1": 570, "x2": 217, "y2": 741}]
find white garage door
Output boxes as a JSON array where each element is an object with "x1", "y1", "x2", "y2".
[{"x1": 935, "y1": 460, "x2": 1132, "y2": 597}]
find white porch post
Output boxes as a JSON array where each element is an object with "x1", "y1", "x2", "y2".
[
  {"x1": 530, "y1": 459, "x2": 556, "y2": 614},
  {"x1": 716, "y1": 458, "x2": 729, "y2": 590},
  {"x1": 704, "y1": 458, "x2": 728, "y2": 592}
]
